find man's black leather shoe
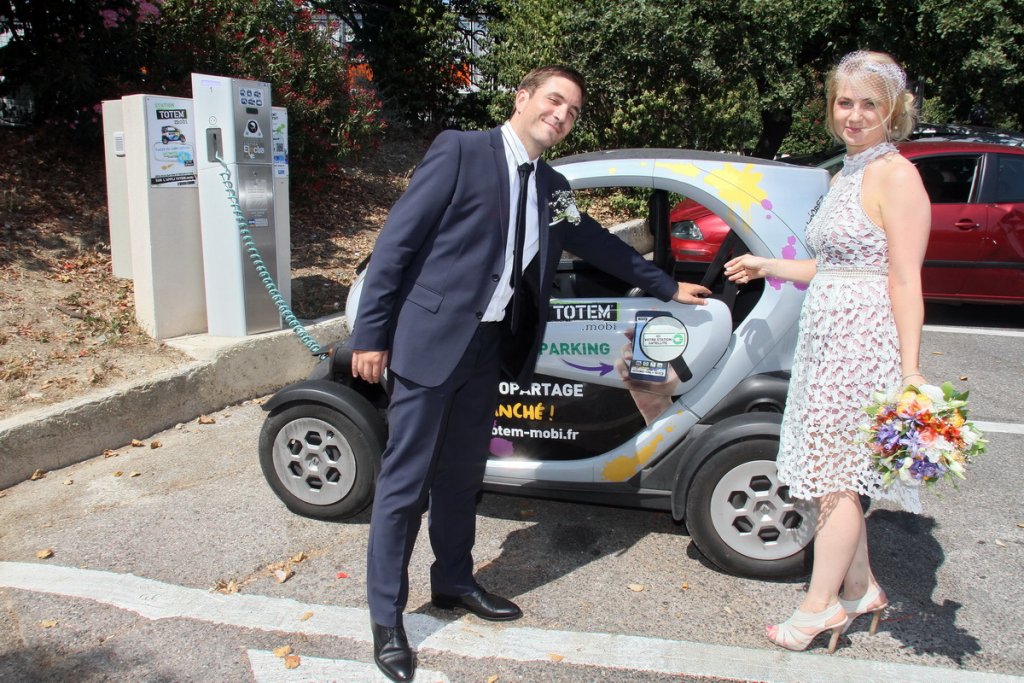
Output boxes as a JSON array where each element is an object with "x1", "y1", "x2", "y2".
[
  {"x1": 431, "y1": 585, "x2": 522, "y2": 621},
  {"x1": 372, "y1": 622, "x2": 414, "y2": 682}
]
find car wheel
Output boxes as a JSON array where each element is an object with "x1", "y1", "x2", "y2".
[
  {"x1": 161, "y1": 136, "x2": 168, "y2": 144},
  {"x1": 259, "y1": 402, "x2": 381, "y2": 520},
  {"x1": 685, "y1": 438, "x2": 815, "y2": 578}
]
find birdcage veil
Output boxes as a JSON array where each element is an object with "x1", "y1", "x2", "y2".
[{"x1": 825, "y1": 50, "x2": 916, "y2": 142}]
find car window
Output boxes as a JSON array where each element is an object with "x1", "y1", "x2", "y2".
[
  {"x1": 994, "y1": 154, "x2": 1024, "y2": 203},
  {"x1": 912, "y1": 155, "x2": 979, "y2": 204}
]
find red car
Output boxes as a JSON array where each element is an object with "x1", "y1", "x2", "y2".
[{"x1": 670, "y1": 140, "x2": 1024, "y2": 304}]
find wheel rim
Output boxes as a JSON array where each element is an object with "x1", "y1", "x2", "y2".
[
  {"x1": 709, "y1": 459, "x2": 816, "y2": 561},
  {"x1": 272, "y1": 416, "x2": 358, "y2": 505}
]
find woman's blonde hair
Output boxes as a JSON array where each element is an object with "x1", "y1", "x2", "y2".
[{"x1": 824, "y1": 50, "x2": 917, "y2": 143}]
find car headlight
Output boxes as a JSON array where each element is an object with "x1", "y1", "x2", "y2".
[{"x1": 671, "y1": 220, "x2": 704, "y2": 241}]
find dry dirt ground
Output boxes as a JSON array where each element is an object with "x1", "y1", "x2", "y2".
[
  {"x1": 1, "y1": 127, "x2": 633, "y2": 421},
  {"x1": 0, "y1": 127, "x2": 428, "y2": 420}
]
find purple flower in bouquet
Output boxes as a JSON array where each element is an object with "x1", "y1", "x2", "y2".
[
  {"x1": 910, "y1": 459, "x2": 946, "y2": 481},
  {"x1": 899, "y1": 429, "x2": 924, "y2": 457},
  {"x1": 876, "y1": 422, "x2": 901, "y2": 451}
]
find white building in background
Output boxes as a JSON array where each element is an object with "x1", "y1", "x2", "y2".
[{"x1": 0, "y1": 21, "x2": 33, "y2": 126}]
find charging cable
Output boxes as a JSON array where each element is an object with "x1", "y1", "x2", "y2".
[{"x1": 213, "y1": 154, "x2": 327, "y2": 358}]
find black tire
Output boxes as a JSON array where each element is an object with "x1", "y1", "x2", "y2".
[
  {"x1": 684, "y1": 438, "x2": 815, "y2": 578},
  {"x1": 259, "y1": 401, "x2": 382, "y2": 520}
]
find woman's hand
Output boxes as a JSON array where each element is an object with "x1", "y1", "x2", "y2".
[
  {"x1": 724, "y1": 254, "x2": 773, "y2": 284},
  {"x1": 901, "y1": 370, "x2": 927, "y2": 386}
]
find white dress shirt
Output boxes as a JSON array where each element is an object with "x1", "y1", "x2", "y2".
[{"x1": 481, "y1": 123, "x2": 541, "y2": 322}]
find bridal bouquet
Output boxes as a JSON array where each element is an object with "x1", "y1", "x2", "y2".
[{"x1": 861, "y1": 382, "x2": 987, "y2": 488}]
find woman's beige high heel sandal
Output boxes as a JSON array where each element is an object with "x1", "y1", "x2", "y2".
[
  {"x1": 840, "y1": 584, "x2": 888, "y2": 635},
  {"x1": 765, "y1": 601, "x2": 848, "y2": 653}
]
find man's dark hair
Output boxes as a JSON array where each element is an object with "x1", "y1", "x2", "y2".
[{"x1": 517, "y1": 65, "x2": 587, "y2": 109}]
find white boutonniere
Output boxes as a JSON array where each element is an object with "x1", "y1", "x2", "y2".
[{"x1": 549, "y1": 190, "x2": 581, "y2": 226}]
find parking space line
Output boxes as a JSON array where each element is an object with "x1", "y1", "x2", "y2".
[
  {"x1": 974, "y1": 420, "x2": 1024, "y2": 435},
  {"x1": 923, "y1": 324, "x2": 1024, "y2": 338},
  {"x1": 248, "y1": 649, "x2": 450, "y2": 682},
  {"x1": 1, "y1": 562, "x2": 1020, "y2": 683}
]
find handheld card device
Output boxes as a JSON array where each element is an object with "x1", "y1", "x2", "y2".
[{"x1": 628, "y1": 310, "x2": 670, "y2": 382}]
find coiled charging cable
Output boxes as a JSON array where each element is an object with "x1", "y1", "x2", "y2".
[{"x1": 214, "y1": 154, "x2": 327, "y2": 358}]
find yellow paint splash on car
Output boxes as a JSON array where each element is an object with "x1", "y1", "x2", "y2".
[
  {"x1": 655, "y1": 161, "x2": 701, "y2": 177},
  {"x1": 602, "y1": 433, "x2": 664, "y2": 482},
  {"x1": 704, "y1": 163, "x2": 768, "y2": 220}
]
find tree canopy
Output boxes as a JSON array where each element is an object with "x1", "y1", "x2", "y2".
[
  {"x1": 481, "y1": 0, "x2": 1024, "y2": 158},
  {"x1": 1, "y1": 0, "x2": 1021, "y2": 161}
]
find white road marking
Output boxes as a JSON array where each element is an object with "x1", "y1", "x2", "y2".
[
  {"x1": 974, "y1": 421, "x2": 1024, "y2": 435},
  {"x1": 247, "y1": 649, "x2": 450, "y2": 682},
  {"x1": 1, "y1": 562, "x2": 1020, "y2": 683},
  {"x1": 923, "y1": 324, "x2": 1024, "y2": 338}
]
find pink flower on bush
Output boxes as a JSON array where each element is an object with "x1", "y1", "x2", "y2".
[
  {"x1": 100, "y1": 9, "x2": 120, "y2": 28},
  {"x1": 137, "y1": 1, "x2": 161, "y2": 21}
]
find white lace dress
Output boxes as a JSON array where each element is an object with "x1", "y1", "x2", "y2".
[{"x1": 776, "y1": 142, "x2": 921, "y2": 513}]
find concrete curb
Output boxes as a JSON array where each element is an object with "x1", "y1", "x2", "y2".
[
  {"x1": 0, "y1": 219, "x2": 651, "y2": 491},
  {"x1": 0, "y1": 315, "x2": 350, "y2": 490}
]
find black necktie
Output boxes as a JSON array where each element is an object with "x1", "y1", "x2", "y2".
[{"x1": 509, "y1": 162, "x2": 534, "y2": 333}]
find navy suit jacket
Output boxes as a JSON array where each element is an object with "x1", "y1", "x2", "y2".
[{"x1": 351, "y1": 126, "x2": 678, "y2": 387}]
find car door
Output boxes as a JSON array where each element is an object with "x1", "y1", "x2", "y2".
[
  {"x1": 967, "y1": 152, "x2": 1024, "y2": 302},
  {"x1": 912, "y1": 153, "x2": 986, "y2": 301}
]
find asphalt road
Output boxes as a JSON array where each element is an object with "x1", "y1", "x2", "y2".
[{"x1": 1, "y1": 302, "x2": 1022, "y2": 683}]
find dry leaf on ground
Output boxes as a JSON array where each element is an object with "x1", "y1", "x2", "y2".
[
  {"x1": 150, "y1": 440, "x2": 162, "y2": 449},
  {"x1": 63, "y1": 479, "x2": 73, "y2": 485},
  {"x1": 113, "y1": 471, "x2": 123, "y2": 477},
  {"x1": 102, "y1": 449, "x2": 118, "y2": 458},
  {"x1": 214, "y1": 579, "x2": 240, "y2": 594},
  {"x1": 35, "y1": 548, "x2": 54, "y2": 559},
  {"x1": 336, "y1": 571, "x2": 349, "y2": 579},
  {"x1": 130, "y1": 439, "x2": 145, "y2": 447},
  {"x1": 486, "y1": 676, "x2": 499, "y2": 683},
  {"x1": 30, "y1": 469, "x2": 46, "y2": 481},
  {"x1": 198, "y1": 415, "x2": 216, "y2": 425},
  {"x1": 680, "y1": 582, "x2": 690, "y2": 591},
  {"x1": 548, "y1": 653, "x2": 565, "y2": 662},
  {"x1": 284, "y1": 654, "x2": 301, "y2": 669},
  {"x1": 291, "y1": 552, "x2": 307, "y2": 563},
  {"x1": 627, "y1": 583, "x2": 645, "y2": 592},
  {"x1": 273, "y1": 645, "x2": 292, "y2": 658},
  {"x1": 298, "y1": 611, "x2": 314, "y2": 621},
  {"x1": 39, "y1": 619, "x2": 58, "y2": 629}
]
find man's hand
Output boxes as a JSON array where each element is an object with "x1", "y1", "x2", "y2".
[
  {"x1": 352, "y1": 349, "x2": 389, "y2": 384},
  {"x1": 673, "y1": 282, "x2": 711, "y2": 305}
]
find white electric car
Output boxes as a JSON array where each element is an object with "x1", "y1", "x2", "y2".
[{"x1": 259, "y1": 149, "x2": 829, "y2": 578}]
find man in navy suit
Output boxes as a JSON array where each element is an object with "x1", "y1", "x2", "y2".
[{"x1": 351, "y1": 65, "x2": 709, "y2": 681}]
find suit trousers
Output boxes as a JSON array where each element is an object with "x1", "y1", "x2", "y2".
[{"x1": 366, "y1": 321, "x2": 503, "y2": 626}]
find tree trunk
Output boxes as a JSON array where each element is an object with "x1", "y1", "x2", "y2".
[{"x1": 752, "y1": 108, "x2": 794, "y2": 159}]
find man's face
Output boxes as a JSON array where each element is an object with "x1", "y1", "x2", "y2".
[{"x1": 509, "y1": 75, "x2": 583, "y2": 158}]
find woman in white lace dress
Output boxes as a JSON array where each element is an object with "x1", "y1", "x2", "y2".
[{"x1": 724, "y1": 51, "x2": 931, "y2": 653}]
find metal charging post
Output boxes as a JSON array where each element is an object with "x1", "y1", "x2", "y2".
[{"x1": 192, "y1": 73, "x2": 283, "y2": 337}]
